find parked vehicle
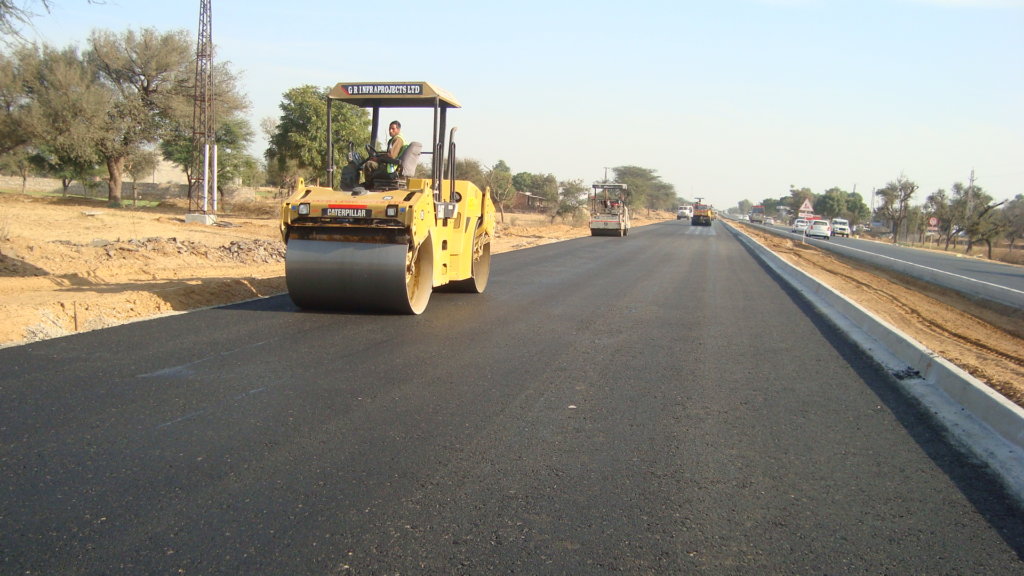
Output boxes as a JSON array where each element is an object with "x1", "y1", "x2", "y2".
[{"x1": 806, "y1": 219, "x2": 832, "y2": 239}]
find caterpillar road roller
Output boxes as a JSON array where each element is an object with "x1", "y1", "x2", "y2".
[
  {"x1": 589, "y1": 182, "x2": 630, "y2": 236},
  {"x1": 279, "y1": 82, "x2": 495, "y2": 314}
]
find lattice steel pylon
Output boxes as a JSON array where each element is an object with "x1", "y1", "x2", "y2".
[{"x1": 188, "y1": 0, "x2": 216, "y2": 215}]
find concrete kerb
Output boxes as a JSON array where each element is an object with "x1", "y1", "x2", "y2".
[{"x1": 721, "y1": 220, "x2": 1024, "y2": 503}]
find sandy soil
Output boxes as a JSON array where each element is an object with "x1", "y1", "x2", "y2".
[{"x1": 1, "y1": 194, "x2": 1021, "y2": 411}]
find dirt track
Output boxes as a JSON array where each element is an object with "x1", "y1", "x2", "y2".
[{"x1": 1, "y1": 194, "x2": 1021, "y2": 410}]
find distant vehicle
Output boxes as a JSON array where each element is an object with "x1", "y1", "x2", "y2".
[
  {"x1": 691, "y1": 203, "x2": 715, "y2": 226},
  {"x1": 765, "y1": 217, "x2": 775, "y2": 225},
  {"x1": 806, "y1": 219, "x2": 832, "y2": 239},
  {"x1": 589, "y1": 182, "x2": 630, "y2": 236},
  {"x1": 740, "y1": 214, "x2": 750, "y2": 221},
  {"x1": 831, "y1": 218, "x2": 850, "y2": 237},
  {"x1": 677, "y1": 205, "x2": 693, "y2": 220},
  {"x1": 791, "y1": 218, "x2": 809, "y2": 233},
  {"x1": 750, "y1": 205, "x2": 765, "y2": 224}
]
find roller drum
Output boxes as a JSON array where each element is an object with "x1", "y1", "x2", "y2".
[{"x1": 285, "y1": 239, "x2": 431, "y2": 314}]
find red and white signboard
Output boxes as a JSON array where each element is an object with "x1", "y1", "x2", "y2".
[{"x1": 798, "y1": 199, "x2": 814, "y2": 218}]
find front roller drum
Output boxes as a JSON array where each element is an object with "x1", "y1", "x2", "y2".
[{"x1": 285, "y1": 238, "x2": 433, "y2": 314}]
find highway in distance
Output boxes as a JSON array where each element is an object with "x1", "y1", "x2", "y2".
[
  {"x1": 1, "y1": 220, "x2": 1022, "y2": 574},
  {"x1": 759, "y1": 221, "x2": 1024, "y2": 310}
]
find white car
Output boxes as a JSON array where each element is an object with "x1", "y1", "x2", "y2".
[
  {"x1": 831, "y1": 218, "x2": 851, "y2": 237},
  {"x1": 791, "y1": 218, "x2": 809, "y2": 234},
  {"x1": 805, "y1": 219, "x2": 832, "y2": 239}
]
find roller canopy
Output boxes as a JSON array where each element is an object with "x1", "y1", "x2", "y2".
[{"x1": 327, "y1": 82, "x2": 461, "y2": 109}]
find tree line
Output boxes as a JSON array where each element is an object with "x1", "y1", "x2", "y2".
[
  {"x1": 737, "y1": 176, "x2": 1023, "y2": 258},
  {"x1": 1, "y1": 27, "x2": 256, "y2": 205}
]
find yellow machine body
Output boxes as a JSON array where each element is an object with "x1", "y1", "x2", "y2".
[
  {"x1": 280, "y1": 176, "x2": 494, "y2": 291},
  {"x1": 278, "y1": 82, "x2": 495, "y2": 314}
]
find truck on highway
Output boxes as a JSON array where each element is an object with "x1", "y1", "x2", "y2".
[{"x1": 750, "y1": 205, "x2": 765, "y2": 224}]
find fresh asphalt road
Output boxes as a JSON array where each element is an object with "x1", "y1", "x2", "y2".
[
  {"x1": 758, "y1": 221, "x2": 1024, "y2": 310},
  {"x1": 2, "y1": 220, "x2": 1022, "y2": 574}
]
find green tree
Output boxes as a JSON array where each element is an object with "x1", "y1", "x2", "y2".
[
  {"x1": 123, "y1": 148, "x2": 160, "y2": 204},
  {"x1": 613, "y1": 165, "x2": 675, "y2": 212},
  {"x1": 159, "y1": 59, "x2": 254, "y2": 188},
  {"x1": 453, "y1": 158, "x2": 487, "y2": 192},
  {"x1": 815, "y1": 187, "x2": 848, "y2": 219},
  {"x1": 266, "y1": 84, "x2": 370, "y2": 187},
  {"x1": 0, "y1": 48, "x2": 34, "y2": 156},
  {"x1": 87, "y1": 28, "x2": 194, "y2": 205},
  {"x1": 554, "y1": 178, "x2": 588, "y2": 223},
  {"x1": 951, "y1": 182, "x2": 1005, "y2": 258},
  {"x1": 875, "y1": 175, "x2": 917, "y2": 244},
  {"x1": 845, "y1": 192, "x2": 870, "y2": 226},
  {"x1": 511, "y1": 172, "x2": 533, "y2": 196},
  {"x1": 18, "y1": 44, "x2": 107, "y2": 194},
  {"x1": 486, "y1": 160, "x2": 515, "y2": 223},
  {"x1": 1002, "y1": 194, "x2": 1024, "y2": 252},
  {"x1": 520, "y1": 172, "x2": 559, "y2": 219},
  {"x1": 925, "y1": 188, "x2": 957, "y2": 249}
]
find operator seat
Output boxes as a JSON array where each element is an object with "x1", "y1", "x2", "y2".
[{"x1": 372, "y1": 141, "x2": 422, "y2": 190}]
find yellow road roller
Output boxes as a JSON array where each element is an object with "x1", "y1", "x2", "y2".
[{"x1": 279, "y1": 82, "x2": 495, "y2": 314}]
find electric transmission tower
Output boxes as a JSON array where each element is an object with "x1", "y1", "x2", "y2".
[{"x1": 188, "y1": 0, "x2": 216, "y2": 218}]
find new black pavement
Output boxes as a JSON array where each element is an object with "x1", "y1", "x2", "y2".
[{"x1": 2, "y1": 221, "x2": 1022, "y2": 574}]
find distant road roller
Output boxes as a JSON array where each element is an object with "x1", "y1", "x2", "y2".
[
  {"x1": 589, "y1": 182, "x2": 630, "y2": 236},
  {"x1": 279, "y1": 82, "x2": 495, "y2": 314}
]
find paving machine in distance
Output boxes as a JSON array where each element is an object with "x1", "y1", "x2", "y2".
[
  {"x1": 589, "y1": 182, "x2": 630, "y2": 236},
  {"x1": 279, "y1": 82, "x2": 495, "y2": 314},
  {"x1": 691, "y1": 197, "x2": 715, "y2": 226}
]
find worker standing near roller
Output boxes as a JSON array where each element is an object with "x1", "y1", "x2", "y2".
[{"x1": 363, "y1": 120, "x2": 406, "y2": 183}]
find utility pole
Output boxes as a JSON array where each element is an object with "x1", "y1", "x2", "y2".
[
  {"x1": 186, "y1": 0, "x2": 217, "y2": 224},
  {"x1": 967, "y1": 168, "x2": 976, "y2": 215}
]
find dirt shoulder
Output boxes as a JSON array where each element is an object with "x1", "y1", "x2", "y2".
[{"x1": 1, "y1": 194, "x2": 1020, "y2": 412}]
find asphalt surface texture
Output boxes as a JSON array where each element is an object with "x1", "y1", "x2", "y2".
[{"x1": 2, "y1": 220, "x2": 1023, "y2": 574}]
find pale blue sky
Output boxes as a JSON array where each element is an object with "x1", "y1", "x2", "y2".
[{"x1": 24, "y1": 0, "x2": 1024, "y2": 209}]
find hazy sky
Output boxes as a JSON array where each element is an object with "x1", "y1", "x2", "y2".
[{"x1": 23, "y1": 0, "x2": 1024, "y2": 209}]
